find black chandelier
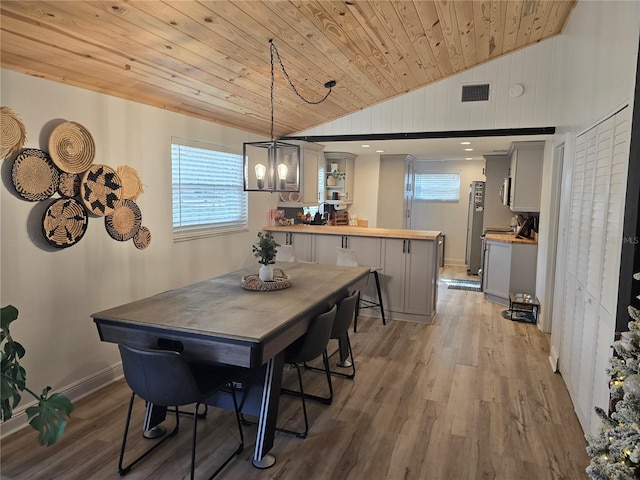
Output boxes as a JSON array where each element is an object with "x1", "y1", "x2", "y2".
[{"x1": 243, "y1": 40, "x2": 336, "y2": 192}]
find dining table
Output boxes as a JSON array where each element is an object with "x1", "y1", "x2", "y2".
[{"x1": 91, "y1": 261, "x2": 369, "y2": 468}]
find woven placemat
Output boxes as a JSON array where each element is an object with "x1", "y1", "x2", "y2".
[
  {"x1": 116, "y1": 165, "x2": 144, "y2": 200},
  {"x1": 58, "y1": 172, "x2": 81, "y2": 198},
  {"x1": 105, "y1": 199, "x2": 142, "y2": 241},
  {"x1": 133, "y1": 225, "x2": 151, "y2": 250},
  {"x1": 42, "y1": 198, "x2": 88, "y2": 248},
  {"x1": 1, "y1": 106, "x2": 27, "y2": 160},
  {"x1": 11, "y1": 149, "x2": 60, "y2": 201},
  {"x1": 49, "y1": 121, "x2": 95, "y2": 173},
  {"x1": 81, "y1": 164, "x2": 123, "y2": 216}
]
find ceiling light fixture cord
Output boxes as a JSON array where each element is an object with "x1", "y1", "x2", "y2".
[{"x1": 269, "y1": 41, "x2": 335, "y2": 138}]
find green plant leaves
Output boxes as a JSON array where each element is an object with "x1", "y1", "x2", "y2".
[
  {"x1": 26, "y1": 389, "x2": 74, "y2": 446},
  {"x1": 1, "y1": 305, "x2": 74, "y2": 446}
]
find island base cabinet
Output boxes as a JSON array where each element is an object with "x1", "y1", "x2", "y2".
[
  {"x1": 272, "y1": 232, "x2": 314, "y2": 262},
  {"x1": 382, "y1": 238, "x2": 437, "y2": 323}
]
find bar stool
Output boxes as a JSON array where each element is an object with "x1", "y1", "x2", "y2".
[{"x1": 336, "y1": 248, "x2": 386, "y2": 332}]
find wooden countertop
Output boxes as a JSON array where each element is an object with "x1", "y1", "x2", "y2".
[
  {"x1": 264, "y1": 225, "x2": 441, "y2": 241},
  {"x1": 485, "y1": 233, "x2": 538, "y2": 245}
]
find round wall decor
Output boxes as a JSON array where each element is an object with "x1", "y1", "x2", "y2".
[
  {"x1": 11, "y1": 149, "x2": 60, "y2": 201},
  {"x1": 133, "y1": 225, "x2": 151, "y2": 250},
  {"x1": 58, "y1": 172, "x2": 81, "y2": 198},
  {"x1": 81, "y1": 164, "x2": 123, "y2": 216},
  {"x1": 105, "y1": 199, "x2": 142, "y2": 241},
  {"x1": 116, "y1": 165, "x2": 144, "y2": 200},
  {"x1": 42, "y1": 198, "x2": 89, "y2": 248},
  {"x1": 49, "y1": 121, "x2": 95, "y2": 173},
  {"x1": 1, "y1": 106, "x2": 27, "y2": 160}
]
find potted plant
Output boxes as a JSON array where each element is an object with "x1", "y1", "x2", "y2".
[
  {"x1": 252, "y1": 231, "x2": 280, "y2": 281},
  {"x1": 327, "y1": 170, "x2": 345, "y2": 186},
  {"x1": 1, "y1": 305, "x2": 74, "y2": 446}
]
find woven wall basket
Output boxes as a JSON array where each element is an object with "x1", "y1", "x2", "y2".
[
  {"x1": 11, "y1": 149, "x2": 60, "y2": 201},
  {"x1": 58, "y1": 172, "x2": 81, "y2": 198},
  {"x1": 42, "y1": 198, "x2": 88, "y2": 248},
  {"x1": 105, "y1": 199, "x2": 142, "y2": 241},
  {"x1": 116, "y1": 165, "x2": 144, "y2": 200},
  {"x1": 49, "y1": 121, "x2": 95, "y2": 173},
  {"x1": 81, "y1": 164, "x2": 123, "y2": 216},
  {"x1": 133, "y1": 225, "x2": 151, "y2": 250},
  {"x1": 0, "y1": 106, "x2": 27, "y2": 160}
]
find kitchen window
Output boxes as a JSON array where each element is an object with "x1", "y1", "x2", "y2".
[
  {"x1": 171, "y1": 137, "x2": 248, "y2": 241},
  {"x1": 414, "y1": 172, "x2": 461, "y2": 202}
]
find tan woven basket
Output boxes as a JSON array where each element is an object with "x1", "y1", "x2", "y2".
[
  {"x1": 42, "y1": 198, "x2": 88, "y2": 248},
  {"x1": 58, "y1": 172, "x2": 81, "y2": 198},
  {"x1": 49, "y1": 121, "x2": 95, "y2": 173},
  {"x1": 133, "y1": 225, "x2": 151, "y2": 250},
  {"x1": 241, "y1": 268, "x2": 291, "y2": 291},
  {"x1": 105, "y1": 199, "x2": 142, "y2": 241},
  {"x1": 116, "y1": 165, "x2": 144, "y2": 200},
  {"x1": 1, "y1": 107, "x2": 27, "y2": 160},
  {"x1": 80, "y1": 164, "x2": 123, "y2": 216},
  {"x1": 11, "y1": 149, "x2": 59, "y2": 201}
]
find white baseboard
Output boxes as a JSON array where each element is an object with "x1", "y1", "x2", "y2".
[
  {"x1": 549, "y1": 345, "x2": 560, "y2": 372},
  {"x1": 0, "y1": 363, "x2": 123, "y2": 439}
]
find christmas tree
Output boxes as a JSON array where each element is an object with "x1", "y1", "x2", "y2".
[{"x1": 586, "y1": 272, "x2": 640, "y2": 479}]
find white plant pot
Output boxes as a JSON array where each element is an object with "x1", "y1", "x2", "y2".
[{"x1": 259, "y1": 264, "x2": 274, "y2": 282}]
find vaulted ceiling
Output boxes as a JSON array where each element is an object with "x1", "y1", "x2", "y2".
[{"x1": 0, "y1": 1, "x2": 575, "y2": 139}]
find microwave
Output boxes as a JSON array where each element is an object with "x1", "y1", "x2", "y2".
[{"x1": 500, "y1": 177, "x2": 511, "y2": 206}]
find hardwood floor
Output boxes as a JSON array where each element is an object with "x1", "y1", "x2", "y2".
[{"x1": 1, "y1": 266, "x2": 590, "y2": 479}]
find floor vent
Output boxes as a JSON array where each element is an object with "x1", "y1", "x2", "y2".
[{"x1": 461, "y1": 83, "x2": 491, "y2": 102}]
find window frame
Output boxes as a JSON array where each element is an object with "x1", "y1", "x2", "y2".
[
  {"x1": 413, "y1": 171, "x2": 462, "y2": 202},
  {"x1": 171, "y1": 137, "x2": 248, "y2": 242}
]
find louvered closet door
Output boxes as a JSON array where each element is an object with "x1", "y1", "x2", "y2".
[
  {"x1": 578, "y1": 117, "x2": 614, "y2": 426},
  {"x1": 560, "y1": 132, "x2": 586, "y2": 396},
  {"x1": 559, "y1": 106, "x2": 631, "y2": 436},
  {"x1": 591, "y1": 109, "x2": 631, "y2": 435}
]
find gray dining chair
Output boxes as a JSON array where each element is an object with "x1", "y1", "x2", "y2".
[
  {"x1": 117, "y1": 344, "x2": 244, "y2": 479},
  {"x1": 306, "y1": 290, "x2": 359, "y2": 380},
  {"x1": 279, "y1": 304, "x2": 337, "y2": 438}
]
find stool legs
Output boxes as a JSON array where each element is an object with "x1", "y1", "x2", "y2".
[{"x1": 354, "y1": 271, "x2": 386, "y2": 332}]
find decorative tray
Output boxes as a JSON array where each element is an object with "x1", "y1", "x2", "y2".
[{"x1": 241, "y1": 268, "x2": 291, "y2": 291}]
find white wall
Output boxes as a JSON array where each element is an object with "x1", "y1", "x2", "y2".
[
  {"x1": 300, "y1": 39, "x2": 557, "y2": 136},
  {"x1": 411, "y1": 160, "x2": 484, "y2": 265},
  {"x1": 0, "y1": 69, "x2": 277, "y2": 435}
]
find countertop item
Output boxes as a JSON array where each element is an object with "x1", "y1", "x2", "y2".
[
  {"x1": 484, "y1": 232, "x2": 537, "y2": 245},
  {"x1": 265, "y1": 225, "x2": 441, "y2": 241}
]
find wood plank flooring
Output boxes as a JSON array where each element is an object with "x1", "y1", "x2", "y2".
[{"x1": 0, "y1": 266, "x2": 590, "y2": 479}]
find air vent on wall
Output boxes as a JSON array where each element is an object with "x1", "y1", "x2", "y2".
[{"x1": 461, "y1": 83, "x2": 491, "y2": 102}]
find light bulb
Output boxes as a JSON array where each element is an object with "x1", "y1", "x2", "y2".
[
  {"x1": 255, "y1": 163, "x2": 266, "y2": 190},
  {"x1": 277, "y1": 163, "x2": 288, "y2": 190}
]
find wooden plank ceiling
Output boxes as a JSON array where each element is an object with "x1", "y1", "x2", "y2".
[{"x1": 0, "y1": 1, "x2": 575, "y2": 138}]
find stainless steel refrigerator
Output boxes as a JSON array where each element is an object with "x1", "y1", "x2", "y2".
[{"x1": 465, "y1": 181, "x2": 485, "y2": 275}]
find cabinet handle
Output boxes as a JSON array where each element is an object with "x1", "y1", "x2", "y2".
[
  {"x1": 402, "y1": 239, "x2": 406, "y2": 253},
  {"x1": 407, "y1": 240, "x2": 411, "y2": 254}
]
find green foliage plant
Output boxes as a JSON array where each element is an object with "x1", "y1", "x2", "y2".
[
  {"x1": 1, "y1": 305, "x2": 74, "y2": 446},
  {"x1": 252, "y1": 231, "x2": 280, "y2": 265}
]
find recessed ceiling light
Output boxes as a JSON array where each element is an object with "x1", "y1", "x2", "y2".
[
  {"x1": 460, "y1": 141, "x2": 471, "y2": 145},
  {"x1": 361, "y1": 144, "x2": 370, "y2": 148},
  {"x1": 466, "y1": 157, "x2": 473, "y2": 160},
  {"x1": 376, "y1": 150, "x2": 384, "y2": 153},
  {"x1": 464, "y1": 148, "x2": 474, "y2": 151}
]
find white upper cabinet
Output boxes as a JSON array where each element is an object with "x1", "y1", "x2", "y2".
[{"x1": 508, "y1": 141, "x2": 544, "y2": 213}]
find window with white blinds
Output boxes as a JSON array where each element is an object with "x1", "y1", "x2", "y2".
[
  {"x1": 414, "y1": 172, "x2": 461, "y2": 201},
  {"x1": 171, "y1": 138, "x2": 248, "y2": 241}
]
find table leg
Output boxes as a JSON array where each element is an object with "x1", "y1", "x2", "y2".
[{"x1": 252, "y1": 352, "x2": 284, "y2": 469}]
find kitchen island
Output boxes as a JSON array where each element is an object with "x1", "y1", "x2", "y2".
[{"x1": 265, "y1": 225, "x2": 442, "y2": 324}]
